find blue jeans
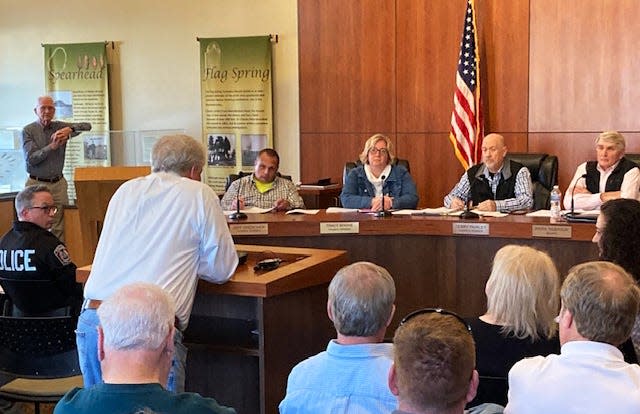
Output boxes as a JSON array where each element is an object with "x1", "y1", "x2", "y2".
[{"x1": 75, "y1": 308, "x2": 187, "y2": 392}]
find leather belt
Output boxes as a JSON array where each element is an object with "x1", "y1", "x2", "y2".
[
  {"x1": 29, "y1": 175, "x2": 62, "y2": 183},
  {"x1": 84, "y1": 299, "x2": 180, "y2": 328}
]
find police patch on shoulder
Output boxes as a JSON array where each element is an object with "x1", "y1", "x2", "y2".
[{"x1": 54, "y1": 244, "x2": 72, "y2": 265}]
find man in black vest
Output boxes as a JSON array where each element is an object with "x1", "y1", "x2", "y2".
[
  {"x1": 563, "y1": 131, "x2": 639, "y2": 211},
  {"x1": 444, "y1": 134, "x2": 533, "y2": 212}
]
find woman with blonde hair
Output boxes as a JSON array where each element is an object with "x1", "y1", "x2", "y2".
[
  {"x1": 340, "y1": 134, "x2": 418, "y2": 210},
  {"x1": 466, "y1": 245, "x2": 560, "y2": 407}
]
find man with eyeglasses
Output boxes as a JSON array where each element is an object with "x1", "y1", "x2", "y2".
[
  {"x1": 279, "y1": 261, "x2": 397, "y2": 414},
  {"x1": 0, "y1": 185, "x2": 82, "y2": 315},
  {"x1": 505, "y1": 261, "x2": 640, "y2": 413},
  {"x1": 22, "y1": 95, "x2": 92, "y2": 242},
  {"x1": 444, "y1": 133, "x2": 533, "y2": 212}
]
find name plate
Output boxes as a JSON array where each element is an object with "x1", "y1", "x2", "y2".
[
  {"x1": 320, "y1": 222, "x2": 360, "y2": 234},
  {"x1": 532, "y1": 224, "x2": 572, "y2": 239},
  {"x1": 229, "y1": 223, "x2": 269, "y2": 236},
  {"x1": 452, "y1": 222, "x2": 490, "y2": 236}
]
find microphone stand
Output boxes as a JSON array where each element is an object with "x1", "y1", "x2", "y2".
[
  {"x1": 374, "y1": 175, "x2": 391, "y2": 217},
  {"x1": 229, "y1": 179, "x2": 247, "y2": 220},
  {"x1": 568, "y1": 174, "x2": 588, "y2": 219},
  {"x1": 459, "y1": 198, "x2": 479, "y2": 219}
]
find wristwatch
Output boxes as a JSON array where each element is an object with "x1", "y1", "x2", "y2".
[{"x1": 69, "y1": 125, "x2": 76, "y2": 132}]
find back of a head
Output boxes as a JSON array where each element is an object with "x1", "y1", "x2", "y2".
[
  {"x1": 393, "y1": 312, "x2": 475, "y2": 412},
  {"x1": 561, "y1": 261, "x2": 640, "y2": 346},
  {"x1": 485, "y1": 245, "x2": 560, "y2": 340},
  {"x1": 151, "y1": 134, "x2": 206, "y2": 175},
  {"x1": 328, "y1": 262, "x2": 395, "y2": 337},
  {"x1": 98, "y1": 282, "x2": 176, "y2": 351},
  {"x1": 600, "y1": 199, "x2": 640, "y2": 280}
]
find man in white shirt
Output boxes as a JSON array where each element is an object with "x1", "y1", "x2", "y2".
[
  {"x1": 77, "y1": 134, "x2": 238, "y2": 393},
  {"x1": 563, "y1": 131, "x2": 640, "y2": 210},
  {"x1": 505, "y1": 261, "x2": 640, "y2": 414}
]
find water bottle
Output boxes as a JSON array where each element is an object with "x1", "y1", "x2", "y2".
[{"x1": 550, "y1": 185, "x2": 562, "y2": 223}]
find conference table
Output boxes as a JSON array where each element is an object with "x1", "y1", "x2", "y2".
[{"x1": 227, "y1": 210, "x2": 599, "y2": 326}]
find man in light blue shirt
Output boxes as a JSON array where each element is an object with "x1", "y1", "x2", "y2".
[{"x1": 279, "y1": 262, "x2": 397, "y2": 414}]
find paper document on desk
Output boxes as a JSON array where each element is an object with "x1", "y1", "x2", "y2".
[
  {"x1": 286, "y1": 209, "x2": 320, "y2": 215},
  {"x1": 224, "y1": 206, "x2": 275, "y2": 216},
  {"x1": 393, "y1": 207, "x2": 457, "y2": 216},
  {"x1": 326, "y1": 207, "x2": 358, "y2": 213}
]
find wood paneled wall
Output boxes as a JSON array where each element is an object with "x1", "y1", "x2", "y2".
[{"x1": 298, "y1": 0, "x2": 640, "y2": 208}]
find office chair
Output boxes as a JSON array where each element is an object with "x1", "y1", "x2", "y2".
[
  {"x1": 224, "y1": 171, "x2": 293, "y2": 192},
  {"x1": 507, "y1": 153, "x2": 559, "y2": 210},
  {"x1": 0, "y1": 278, "x2": 81, "y2": 317},
  {"x1": 0, "y1": 315, "x2": 83, "y2": 414}
]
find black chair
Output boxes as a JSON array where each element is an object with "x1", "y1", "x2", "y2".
[
  {"x1": 0, "y1": 315, "x2": 83, "y2": 413},
  {"x1": 224, "y1": 171, "x2": 293, "y2": 192},
  {"x1": 342, "y1": 159, "x2": 411, "y2": 185},
  {"x1": 507, "y1": 153, "x2": 558, "y2": 210},
  {"x1": 0, "y1": 278, "x2": 80, "y2": 317},
  {"x1": 625, "y1": 153, "x2": 640, "y2": 166}
]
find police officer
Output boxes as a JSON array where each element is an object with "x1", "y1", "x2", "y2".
[{"x1": 0, "y1": 185, "x2": 82, "y2": 315}]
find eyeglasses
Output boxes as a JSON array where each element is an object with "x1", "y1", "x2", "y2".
[
  {"x1": 28, "y1": 205, "x2": 58, "y2": 215},
  {"x1": 369, "y1": 148, "x2": 389, "y2": 156},
  {"x1": 400, "y1": 307, "x2": 472, "y2": 334}
]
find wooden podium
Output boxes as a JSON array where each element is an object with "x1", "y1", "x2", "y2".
[
  {"x1": 74, "y1": 166, "x2": 150, "y2": 265},
  {"x1": 77, "y1": 244, "x2": 348, "y2": 414}
]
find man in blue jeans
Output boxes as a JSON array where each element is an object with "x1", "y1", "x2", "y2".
[{"x1": 76, "y1": 134, "x2": 238, "y2": 392}]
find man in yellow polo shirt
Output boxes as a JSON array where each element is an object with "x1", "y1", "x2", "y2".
[{"x1": 221, "y1": 148, "x2": 305, "y2": 211}]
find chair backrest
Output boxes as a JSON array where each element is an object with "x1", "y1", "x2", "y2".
[
  {"x1": 342, "y1": 159, "x2": 411, "y2": 185},
  {"x1": 224, "y1": 171, "x2": 293, "y2": 191},
  {"x1": 507, "y1": 153, "x2": 558, "y2": 210},
  {"x1": 625, "y1": 153, "x2": 640, "y2": 166},
  {"x1": 0, "y1": 278, "x2": 73, "y2": 317},
  {"x1": 0, "y1": 315, "x2": 80, "y2": 378}
]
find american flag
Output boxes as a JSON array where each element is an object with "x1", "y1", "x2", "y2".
[{"x1": 449, "y1": 0, "x2": 483, "y2": 170}]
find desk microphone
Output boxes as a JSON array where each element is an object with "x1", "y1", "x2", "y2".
[
  {"x1": 229, "y1": 180, "x2": 247, "y2": 220},
  {"x1": 374, "y1": 175, "x2": 391, "y2": 217},
  {"x1": 460, "y1": 177, "x2": 480, "y2": 219},
  {"x1": 569, "y1": 174, "x2": 588, "y2": 218}
]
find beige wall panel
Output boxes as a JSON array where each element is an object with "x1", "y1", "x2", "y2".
[
  {"x1": 298, "y1": 0, "x2": 395, "y2": 133},
  {"x1": 529, "y1": 0, "x2": 640, "y2": 131}
]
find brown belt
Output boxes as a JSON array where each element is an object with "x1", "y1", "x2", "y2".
[
  {"x1": 29, "y1": 174, "x2": 62, "y2": 183},
  {"x1": 85, "y1": 299, "x2": 180, "y2": 328}
]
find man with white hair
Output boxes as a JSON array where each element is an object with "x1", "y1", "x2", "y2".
[
  {"x1": 563, "y1": 131, "x2": 640, "y2": 210},
  {"x1": 77, "y1": 134, "x2": 238, "y2": 392},
  {"x1": 55, "y1": 283, "x2": 235, "y2": 413}
]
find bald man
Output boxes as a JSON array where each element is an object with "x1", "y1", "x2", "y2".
[{"x1": 444, "y1": 134, "x2": 533, "y2": 212}]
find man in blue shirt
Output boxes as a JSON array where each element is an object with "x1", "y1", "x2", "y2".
[{"x1": 279, "y1": 261, "x2": 397, "y2": 414}]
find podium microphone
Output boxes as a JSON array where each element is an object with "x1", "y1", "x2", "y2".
[
  {"x1": 569, "y1": 174, "x2": 588, "y2": 218},
  {"x1": 459, "y1": 198, "x2": 479, "y2": 219},
  {"x1": 374, "y1": 175, "x2": 392, "y2": 217},
  {"x1": 229, "y1": 179, "x2": 247, "y2": 220}
]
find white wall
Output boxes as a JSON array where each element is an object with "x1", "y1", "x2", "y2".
[{"x1": 0, "y1": 0, "x2": 301, "y2": 180}]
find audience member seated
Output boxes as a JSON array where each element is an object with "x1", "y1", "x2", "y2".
[
  {"x1": 0, "y1": 185, "x2": 82, "y2": 315},
  {"x1": 54, "y1": 282, "x2": 235, "y2": 414},
  {"x1": 563, "y1": 131, "x2": 640, "y2": 210},
  {"x1": 465, "y1": 245, "x2": 560, "y2": 407},
  {"x1": 505, "y1": 261, "x2": 640, "y2": 413},
  {"x1": 444, "y1": 134, "x2": 533, "y2": 212},
  {"x1": 221, "y1": 148, "x2": 304, "y2": 211},
  {"x1": 340, "y1": 134, "x2": 418, "y2": 210},
  {"x1": 389, "y1": 308, "x2": 503, "y2": 414},
  {"x1": 279, "y1": 262, "x2": 397, "y2": 414},
  {"x1": 594, "y1": 198, "x2": 640, "y2": 357}
]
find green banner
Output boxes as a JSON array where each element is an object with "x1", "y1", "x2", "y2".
[
  {"x1": 199, "y1": 36, "x2": 274, "y2": 192},
  {"x1": 44, "y1": 42, "x2": 111, "y2": 200}
]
